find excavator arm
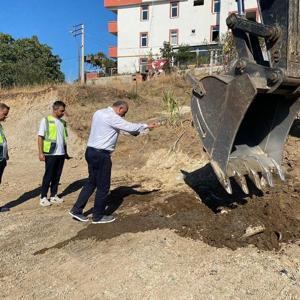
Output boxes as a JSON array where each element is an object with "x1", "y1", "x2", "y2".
[{"x1": 191, "y1": 0, "x2": 300, "y2": 194}]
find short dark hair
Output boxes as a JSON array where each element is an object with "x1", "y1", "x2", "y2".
[
  {"x1": 112, "y1": 100, "x2": 128, "y2": 108},
  {"x1": 53, "y1": 100, "x2": 66, "y2": 110},
  {"x1": 0, "y1": 103, "x2": 10, "y2": 111}
]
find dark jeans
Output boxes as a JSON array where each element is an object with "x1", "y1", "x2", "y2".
[
  {"x1": 0, "y1": 159, "x2": 7, "y2": 184},
  {"x1": 41, "y1": 155, "x2": 65, "y2": 198},
  {"x1": 72, "y1": 147, "x2": 112, "y2": 218}
]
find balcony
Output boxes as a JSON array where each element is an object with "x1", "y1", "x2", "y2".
[
  {"x1": 104, "y1": 0, "x2": 141, "y2": 8},
  {"x1": 109, "y1": 46, "x2": 118, "y2": 58},
  {"x1": 108, "y1": 21, "x2": 118, "y2": 35}
]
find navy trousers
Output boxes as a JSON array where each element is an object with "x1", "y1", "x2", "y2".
[
  {"x1": 72, "y1": 147, "x2": 112, "y2": 218},
  {"x1": 41, "y1": 155, "x2": 65, "y2": 198},
  {"x1": 0, "y1": 159, "x2": 7, "y2": 184}
]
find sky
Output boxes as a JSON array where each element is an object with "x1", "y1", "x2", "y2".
[{"x1": 0, "y1": 0, "x2": 116, "y2": 82}]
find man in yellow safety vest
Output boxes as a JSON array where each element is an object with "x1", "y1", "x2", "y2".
[
  {"x1": 38, "y1": 100, "x2": 69, "y2": 207},
  {"x1": 0, "y1": 103, "x2": 10, "y2": 212}
]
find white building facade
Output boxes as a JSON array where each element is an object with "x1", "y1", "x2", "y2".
[{"x1": 105, "y1": 0, "x2": 258, "y2": 74}]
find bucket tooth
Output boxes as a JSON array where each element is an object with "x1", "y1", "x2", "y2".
[
  {"x1": 228, "y1": 160, "x2": 249, "y2": 194},
  {"x1": 254, "y1": 156, "x2": 275, "y2": 187},
  {"x1": 270, "y1": 158, "x2": 285, "y2": 181},
  {"x1": 260, "y1": 176, "x2": 268, "y2": 188},
  {"x1": 211, "y1": 161, "x2": 233, "y2": 194},
  {"x1": 222, "y1": 178, "x2": 233, "y2": 194},
  {"x1": 248, "y1": 169, "x2": 263, "y2": 190},
  {"x1": 244, "y1": 155, "x2": 274, "y2": 187},
  {"x1": 255, "y1": 158, "x2": 274, "y2": 187},
  {"x1": 239, "y1": 159, "x2": 263, "y2": 190},
  {"x1": 235, "y1": 174, "x2": 249, "y2": 194},
  {"x1": 253, "y1": 156, "x2": 274, "y2": 187},
  {"x1": 262, "y1": 168, "x2": 274, "y2": 187}
]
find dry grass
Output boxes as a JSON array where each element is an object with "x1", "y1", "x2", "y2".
[
  {"x1": 86, "y1": 74, "x2": 191, "y2": 104},
  {"x1": 138, "y1": 74, "x2": 190, "y2": 101},
  {"x1": 0, "y1": 84, "x2": 60, "y2": 102},
  {"x1": 0, "y1": 83, "x2": 56, "y2": 95},
  {"x1": 0, "y1": 74, "x2": 192, "y2": 140},
  {"x1": 0, "y1": 73, "x2": 190, "y2": 103}
]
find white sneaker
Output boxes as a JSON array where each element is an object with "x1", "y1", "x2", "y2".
[
  {"x1": 50, "y1": 195, "x2": 64, "y2": 204},
  {"x1": 40, "y1": 197, "x2": 51, "y2": 207}
]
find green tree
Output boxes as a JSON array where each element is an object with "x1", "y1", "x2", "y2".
[
  {"x1": 85, "y1": 52, "x2": 117, "y2": 75},
  {"x1": 0, "y1": 33, "x2": 64, "y2": 87},
  {"x1": 160, "y1": 42, "x2": 174, "y2": 61},
  {"x1": 159, "y1": 42, "x2": 175, "y2": 72},
  {"x1": 0, "y1": 34, "x2": 17, "y2": 87},
  {"x1": 174, "y1": 44, "x2": 195, "y2": 67}
]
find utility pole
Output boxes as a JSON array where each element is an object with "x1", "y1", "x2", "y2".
[
  {"x1": 77, "y1": 46, "x2": 81, "y2": 81},
  {"x1": 71, "y1": 24, "x2": 85, "y2": 84}
]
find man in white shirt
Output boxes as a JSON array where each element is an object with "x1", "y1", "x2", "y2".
[
  {"x1": 69, "y1": 100, "x2": 157, "y2": 224},
  {"x1": 38, "y1": 101, "x2": 69, "y2": 207},
  {"x1": 0, "y1": 103, "x2": 10, "y2": 212}
]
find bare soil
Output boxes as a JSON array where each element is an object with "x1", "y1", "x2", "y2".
[{"x1": 0, "y1": 79, "x2": 299, "y2": 299}]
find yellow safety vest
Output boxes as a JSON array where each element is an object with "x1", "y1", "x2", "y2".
[
  {"x1": 43, "y1": 115, "x2": 68, "y2": 154},
  {"x1": 0, "y1": 124, "x2": 6, "y2": 160}
]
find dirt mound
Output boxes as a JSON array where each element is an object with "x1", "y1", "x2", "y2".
[{"x1": 35, "y1": 171, "x2": 300, "y2": 255}]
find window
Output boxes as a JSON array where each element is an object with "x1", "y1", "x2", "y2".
[
  {"x1": 194, "y1": 0, "x2": 204, "y2": 6},
  {"x1": 140, "y1": 58, "x2": 148, "y2": 65},
  {"x1": 170, "y1": 2, "x2": 179, "y2": 18},
  {"x1": 140, "y1": 32, "x2": 148, "y2": 47},
  {"x1": 212, "y1": 0, "x2": 220, "y2": 13},
  {"x1": 211, "y1": 25, "x2": 219, "y2": 42},
  {"x1": 141, "y1": 5, "x2": 149, "y2": 21},
  {"x1": 140, "y1": 58, "x2": 148, "y2": 72},
  {"x1": 170, "y1": 29, "x2": 178, "y2": 45}
]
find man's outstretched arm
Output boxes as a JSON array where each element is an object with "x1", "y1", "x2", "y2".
[{"x1": 111, "y1": 115, "x2": 157, "y2": 133}]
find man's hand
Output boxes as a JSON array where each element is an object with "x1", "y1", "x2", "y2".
[
  {"x1": 147, "y1": 121, "x2": 159, "y2": 129},
  {"x1": 65, "y1": 153, "x2": 72, "y2": 160},
  {"x1": 39, "y1": 153, "x2": 45, "y2": 161},
  {"x1": 38, "y1": 136, "x2": 45, "y2": 161}
]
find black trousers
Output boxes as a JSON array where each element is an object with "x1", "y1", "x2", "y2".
[
  {"x1": 72, "y1": 147, "x2": 112, "y2": 218},
  {"x1": 41, "y1": 155, "x2": 65, "y2": 198},
  {"x1": 0, "y1": 159, "x2": 7, "y2": 184}
]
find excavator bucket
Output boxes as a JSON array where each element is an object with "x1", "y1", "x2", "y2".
[
  {"x1": 191, "y1": 74, "x2": 300, "y2": 194},
  {"x1": 190, "y1": 0, "x2": 300, "y2": 194}
]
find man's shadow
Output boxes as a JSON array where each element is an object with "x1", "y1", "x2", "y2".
[
  {"x1": 1, "y1": 178, "x2": 88, "y2": 211},
  {"x1": 182, "y1": 163, "x2": 263, "y2": 213},
  {"x1": 2, "y1": 186, "x2": 42, "y2": 210},
  {"x1": 58, "y1": 178, "x2": 88, "y2": 198},
  {"x1": 84, "y1": 184, "x2": 158, "y2": 216}
]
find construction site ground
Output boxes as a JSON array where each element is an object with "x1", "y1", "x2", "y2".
[{"x1": 0, "y1": 75, "x2": 299, "y2": 299}]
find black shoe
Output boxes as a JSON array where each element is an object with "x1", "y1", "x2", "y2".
[
  {"x1": 92, "y1": 215, "x2": 115, "y2": 224},
  {"x1": 69, "y1": 210, "x2": 89, "y2": 222}
]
